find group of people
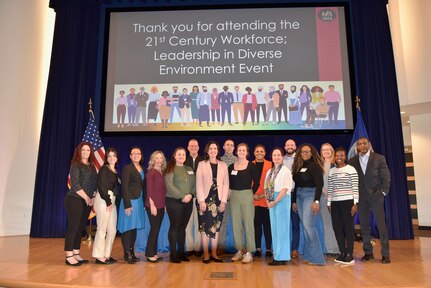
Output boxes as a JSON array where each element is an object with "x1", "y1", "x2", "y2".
[
  {"x1": 64, "y1": 136, "x2": 391, "y2": 267},
  {"x1": 114, "y1": 84, "x2": 342, "y2": 128}
]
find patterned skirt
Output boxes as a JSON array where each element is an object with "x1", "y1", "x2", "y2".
[{"x1": 197, "y1": 187, "x2": 224, "y2": 239}]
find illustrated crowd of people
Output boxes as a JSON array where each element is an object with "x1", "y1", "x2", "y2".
[
  {"x1": 114, "y1": 84, "x2": 343, "y2": 128},
  {"x1": 64, "y1": 136, "x2": 391, "y2": 267}
]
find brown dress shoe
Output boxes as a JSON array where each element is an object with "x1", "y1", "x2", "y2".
[{"x1": 291, "y1": 250, "x2": 299, "y2": 258}]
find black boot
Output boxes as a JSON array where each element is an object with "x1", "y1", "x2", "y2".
[
  {"x1": 170, "y1": 251, "x2": 181, "y2": 263},
  {"x1": 124, "y1": 250, "x2": 135, "y2": 264},
  {"x1": 178, "y1": 252, "x2": 190, "y2": 262},
  {"x1": 131, "y1": 248, "x2": 140, "y2": 263}
]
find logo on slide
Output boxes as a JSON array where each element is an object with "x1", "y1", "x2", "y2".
[{"x1": 318, "y1": 9, "x2": 337, "y2": 22}]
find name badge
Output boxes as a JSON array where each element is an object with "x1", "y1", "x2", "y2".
[
  {"x1": 300, "y1": 168, "x2": 307, "y2": 172},
  {"x1": 187, "y1": 170, "x2": 194, "y2": 175},
  {"x1": 231, "y1": 170, "x2": 238, "y2": 175}
]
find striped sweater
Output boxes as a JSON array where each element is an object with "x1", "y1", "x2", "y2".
[{"x1": 327, "y1": 164, "x2": 359, "y2": 206}]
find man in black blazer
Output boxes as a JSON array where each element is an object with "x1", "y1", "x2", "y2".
[
  {"x1": 276, "y1": 83, "x2": 288, "y2": 124},
  {"x1": 349, "y1": 137, "x2": 391, "y2": 264}
]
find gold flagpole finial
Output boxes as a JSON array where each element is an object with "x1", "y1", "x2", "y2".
[
  {"x1": 88, "y1": 98, "x2": 95, "y2": 119},
  {"x1": 355, "y1": 96, "x2": 360, "y2": 110}
]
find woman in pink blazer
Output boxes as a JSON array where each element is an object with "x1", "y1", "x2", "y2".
[{"x1": 196, "y1": 141, "x2": 229, "y2": 263}]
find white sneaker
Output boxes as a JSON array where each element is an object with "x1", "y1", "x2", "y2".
[
  {"x1": 231, "y1": 251, "x2": 243, "y2": 262},
  {"x1": 242, "y1": 252, "x2": 253, "y2": 264}
]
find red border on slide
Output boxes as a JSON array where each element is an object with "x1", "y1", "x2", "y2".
[{"x1": 315, "y1": 7, "x2": 342, "y2": 81}]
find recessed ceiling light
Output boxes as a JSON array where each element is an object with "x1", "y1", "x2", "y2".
[{"x1": 400, "y1": 111, "x2": 405, "y2": 114}]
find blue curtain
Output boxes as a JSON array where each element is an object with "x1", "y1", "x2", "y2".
[
  {"x1": 31, "y1": 0, "x2": 413, "y2": 240},
  {"x1": 349, "y1": 0, "x2": 413, "y2": 239}
]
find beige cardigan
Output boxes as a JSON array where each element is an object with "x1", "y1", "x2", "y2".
[{"x1": 196, "y1": 160, "x2": 230, "y2": 204}]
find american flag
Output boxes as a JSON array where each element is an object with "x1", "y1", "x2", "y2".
[
  {"x1": 81, "y1": 114, "x2": 106, "y2": 171},
  {"x1": 68, "y1": 112, "x2": 105, "y2": 219}
]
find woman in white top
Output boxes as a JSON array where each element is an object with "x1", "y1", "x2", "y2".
[{"x1": 264, "y1": 147, "x2": 293, "y2": 266}]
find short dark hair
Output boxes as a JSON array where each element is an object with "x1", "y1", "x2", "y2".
[
  {"x1": 129, "y1": 146, "x2": 143, "y2": 164},
  {"x1": 254, "y1": 144, "x2": 266, "y2": 152},
  {"x1": 335, "y1": 146, "x2": 346, "y2": 154}
]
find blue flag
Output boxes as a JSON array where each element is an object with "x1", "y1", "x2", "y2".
[{"x1": 348, "y1": 104, "x2": 369, "y2": 159}]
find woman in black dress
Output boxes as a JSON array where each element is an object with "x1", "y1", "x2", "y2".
[{"x1": 196, "y1": 141, "x2": 229, "y2": 263}]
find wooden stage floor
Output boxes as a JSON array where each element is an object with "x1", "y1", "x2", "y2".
[{"x1": 0, "y1": 236, "x2": 430, "y2": 288}]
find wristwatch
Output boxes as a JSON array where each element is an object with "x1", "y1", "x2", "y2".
[{"x1": 314, "y1": 200, "x2": 320, "y2": 204}]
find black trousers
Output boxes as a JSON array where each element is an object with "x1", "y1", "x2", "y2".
[
  {"x1": 64, "y1": 194, "x2": 92, "y2": 251},
  {"x1": 254, "y1": 206, "x2": 272, "y2": 250},
  {"x1": 165, "y1": 197, "x2": 193, "y2": 256},
  {"x1": 256, "y1": 104, "x2": 266, "y2": 123},
  {"x1": 330, "y1": 200, "x2": 354, "y2": 255},
  {"x1": 278, "y1": 101, "x2": 288, "y2": 123},
  {"x1": 145, "y1": 207, "x2": 165, "y2": 257},
  {"x1": 291, "y1": 206, "x2": 300, "y2": 250},
  {"x1": 121, "y1": 229, "x2": 137, "y2": 253}
]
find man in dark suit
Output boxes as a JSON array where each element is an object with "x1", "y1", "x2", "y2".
[
  {"x1": 218, "y1": 85, "x2": 234, "y2": 126},
  {"x1": 276, "y1": 84, "x2": 288, "y2": 124},
  {"x1": 349, "y1": 137, "x2": 391, "y2": 264}
]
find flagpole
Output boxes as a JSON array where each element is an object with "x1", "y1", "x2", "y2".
[
  {"x1": 88, "y1": 98, "x2": 95, "y2": 120},
  {"x1": 83, "y1": 218, "x2": 93, "y2": 245},
  {"x1": 83, "y1": 98, "x2": 94, "y2": 245}
]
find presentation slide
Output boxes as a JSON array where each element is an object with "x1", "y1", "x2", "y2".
[{"x1": 102, "y1": 6, "x2": 354, "y2": 133}]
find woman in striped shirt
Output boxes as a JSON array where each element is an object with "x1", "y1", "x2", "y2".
[{"x1": 327, "y1": 147, "x2": 359, "y2": 265}]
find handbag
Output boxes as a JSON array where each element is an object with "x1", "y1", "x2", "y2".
[{"x1": 289, "y1": 105, "x2": 298, "y2": 111}]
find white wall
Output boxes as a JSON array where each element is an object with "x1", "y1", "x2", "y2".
[
  {"x1": 410, "y1": 114, "x2": 431, "y2": 227},
  {"x1": 388, "y1": 0, "x2": 431, "y2": 106},
  {"x1": 389, "y1": 0, "x2": 431, "y2": 227},
  {"x1": 0, "y1": 0, "x2": 54, "y2": 236}
]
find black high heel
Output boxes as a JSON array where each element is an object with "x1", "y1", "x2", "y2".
[
  {"x1": 65, "y1": 255, "x2": 82, "y2": 266},
  {"x1": 95, "y1": 258, "x2": 112, "y2": 265},
  {"x1": 210, "y1": 256, "x2": 223, "y2": 263},
  {"x1": 73, "y1": 254, "x2": 89, "y2": 264},
  {"x1": 131, "y1": 248, "x2": 140, "y2": 262},
  {"x1": 108, "y1": 257, "x2": 118, "y2": 263},
  {"x1": 124, "y1": 250, "x2": 135, "y2": 264}
]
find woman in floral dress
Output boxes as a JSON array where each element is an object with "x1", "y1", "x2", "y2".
[{"x1": 196, "y1": 141, "x2": 229, "y2": 263}]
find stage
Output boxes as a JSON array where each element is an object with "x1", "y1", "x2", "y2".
[{"x1": 0, "y1": 236, "x2": 430, "y2": 287}]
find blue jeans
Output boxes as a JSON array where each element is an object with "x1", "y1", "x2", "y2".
[{"x1": 296, "y1": 187, "x2": 325, "y2": 265}]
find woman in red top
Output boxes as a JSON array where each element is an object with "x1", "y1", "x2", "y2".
[
  {"x1": 252, "y1": 144, "x2": 273, "y2": 257},
  {"x1": 145, "y1": 150, "x2": 167, "y2": 262},
  {"x1": 210, "y1": 87, "x2": 221, "y2": 125}
]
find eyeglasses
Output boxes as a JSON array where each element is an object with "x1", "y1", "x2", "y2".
[
  {"x1": 131, "y1": 153, "x2": 141, "y2": 156},
  {"x1": 301, "y1": 150, "x2": 311, "y2": 154}
]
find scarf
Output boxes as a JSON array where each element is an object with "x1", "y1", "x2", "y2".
[{"x1": 264, "y1": 164, "x2": 283, "y2": 202}]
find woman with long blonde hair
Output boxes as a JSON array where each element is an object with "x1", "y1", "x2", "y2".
[
  {"x1": 145, "y1": 150, "x2": 167, "y2": 262},
  {"x1": 320, "y1": 143, "x2": 341, "y2": 257}
]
